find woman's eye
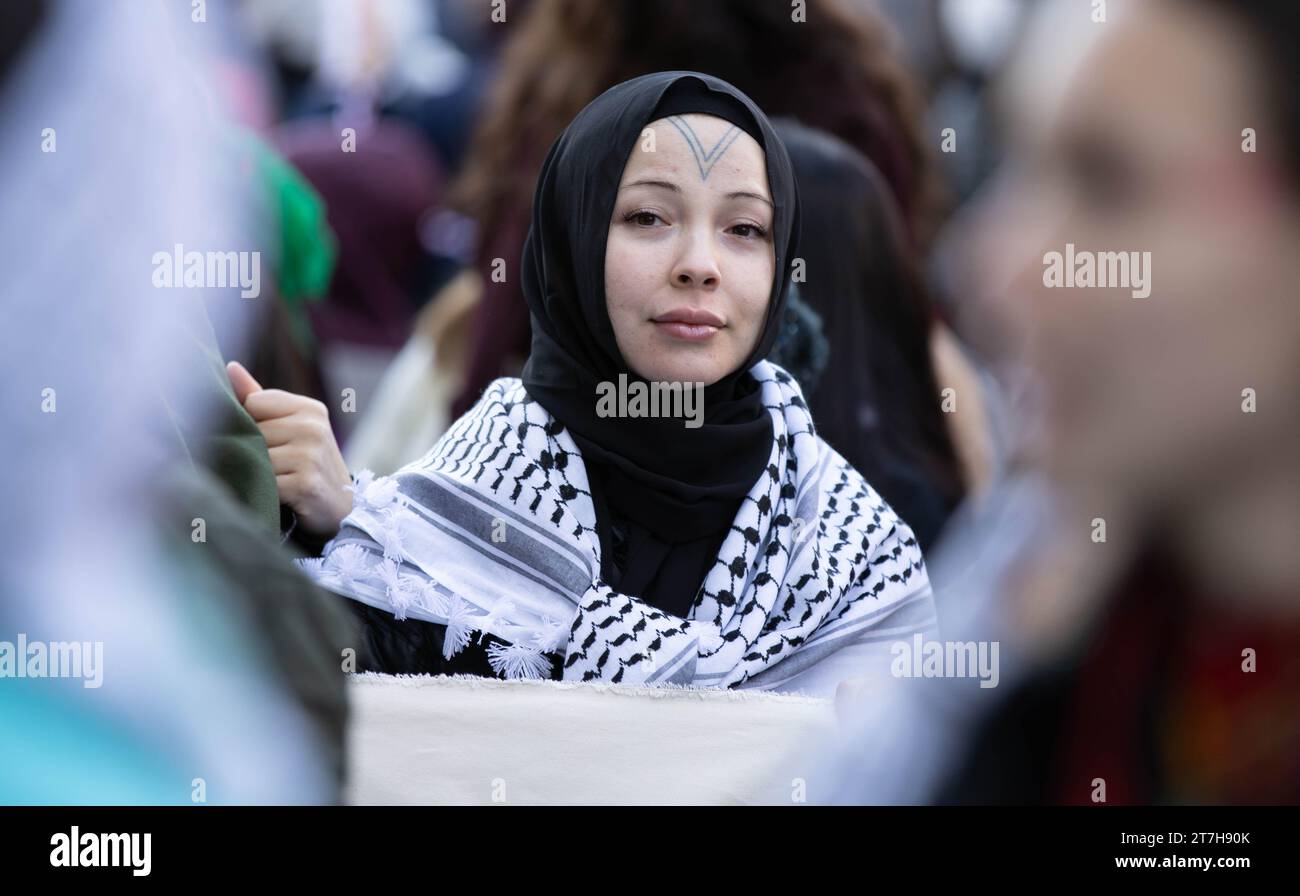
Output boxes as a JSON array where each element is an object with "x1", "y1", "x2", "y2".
[
  {"x1": 728, "y1": 223, "x2": 768, "y2": 239},
  {"x1": 625, "y1": 211, "x2": 663, "y2": 227}
]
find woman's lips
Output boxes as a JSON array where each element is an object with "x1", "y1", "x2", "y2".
[
  {"x1": 654, "y1": 320, "x2": 720, "y2": 341},
  {"x1": 652, "y1": 308, "x2": 724, "y2": 342}
]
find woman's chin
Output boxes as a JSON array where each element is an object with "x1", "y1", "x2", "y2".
[{"x1": 632, "y1": 339, "x2": 741, "y2": 385}]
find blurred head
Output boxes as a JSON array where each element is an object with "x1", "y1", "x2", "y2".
[
  {"x1": 606, "y1": 113, "x2": 775, "y2": 384},
  {"x1": 974, "y1": 0, "x2": 1300, "y2": 506}
]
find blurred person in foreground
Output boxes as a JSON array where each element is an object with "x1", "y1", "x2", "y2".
[
  {"x1": 0, "y1": 0, "x2": 349, "y2": 803},
  {"x1": 816, "y1": 0, "x2": 1300, "y2": 804}
]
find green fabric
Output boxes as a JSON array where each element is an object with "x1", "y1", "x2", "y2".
[
  {"x1": 150, "y1": 293, "x2": 355, "y2": 793},
  {"x1": 206, "y1": 403, "x2": 283, "y2": 539},
  {"x1": 156, "y1": 464, "x2": 357, "y2": 792},
  {"x1": 157, "y1": 297, "x2": 282, "y2": 538},
  {"x1": 244, "y1": 133, "x2": 337, "y2": 354},
  {"x1": 151, "y1": 133, "x2": 337, "y2": 541}
]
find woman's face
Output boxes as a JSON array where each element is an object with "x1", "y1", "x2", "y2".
[{"x1": 605, "y1": 112, "x2": 776, "y2": 385}]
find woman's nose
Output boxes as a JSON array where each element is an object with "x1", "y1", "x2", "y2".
[{"x1": 671, "y1": 231, "x2": 721, "y2": 289}]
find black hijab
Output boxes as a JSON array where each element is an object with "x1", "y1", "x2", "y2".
[{"x1": 519, "y1": 72, "x2": 801, "y2": 616}]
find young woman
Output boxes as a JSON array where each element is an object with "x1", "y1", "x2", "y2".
[
  {"x1": 231, "y1": 72, "x2": 934, "y2": 696},
  {"x1": 446, "y1": 0, "x2": 941, "y2": 422}
]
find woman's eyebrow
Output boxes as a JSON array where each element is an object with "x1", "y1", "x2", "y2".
[
  {"x1": 621, "y1": 178, "x2": 772, "y2": 208},
  {"x1": 729, "y1": 190, "x2": 773, "y2": 208}
]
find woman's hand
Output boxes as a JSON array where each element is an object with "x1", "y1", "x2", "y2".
[{"x1": 226, "y1": 360, "x2": 353, "y2": 538}]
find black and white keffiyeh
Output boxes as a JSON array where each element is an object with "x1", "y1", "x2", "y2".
[{"x1": 297, "y1": 360, "x2": 936, "y2": 695}]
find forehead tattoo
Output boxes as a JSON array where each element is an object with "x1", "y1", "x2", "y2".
[{"x1": 664, "y1": 114, "x2": 743, "y2": 181}]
